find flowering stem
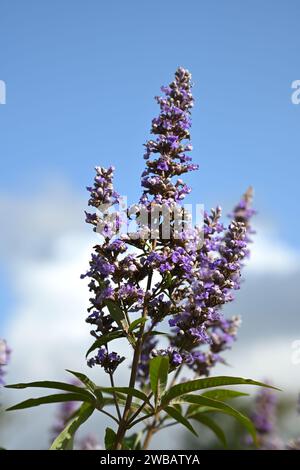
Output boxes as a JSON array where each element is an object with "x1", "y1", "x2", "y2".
[
  {"x1": 127, "y1": 391, "x2": 154, "y2": 425},
  {"x1": 113, "y1": 264, "x2": 154, "y2": 449},
  {"x1": 109, "y1": 372, "x2": 122, "y2": 422}
]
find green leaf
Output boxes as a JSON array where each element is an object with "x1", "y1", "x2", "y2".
[
  {"x1": 50, "y1": 402, "x2": 94, "y2": 450},
  {"x1": 104, "y1": 427, "x2": 117, "y2": 450},
  {"x1": 149, "y1": 356, "x2": 169, "y2": 406},
  {"x1": 181, "y1": 394, "x2": 257, "y2": 444},
  {"x1": 66, "y1": 370, "x2": 104, "y2": 406},
  {"x1": 165, "y1": 406, "x2": 198, "y2": 437},
  {"x1": 202, "y1": 389, "x2": 249, "y2": 401},
  {"x1": 106, "y1": 300, "x2": 129, "y2": 332},
  {"x1": 86, "y1": 331, "x2": 124, "y2": 357},
  {"x1": 162, "y1": 376, "x2": 279, "y2": 404},
  {"x1": 123, "y1": 433, "x2": 142, "y2": 450},
  {"x1": 65, "y1": 370, "x2": 96, "y2": 392},
  {"x1": 189, "y1": 413, "x2": 227, "y2": 447},
  {"x1": 5, "y1": 380, "x2": 93, "y2": 400},
  {"x1": 6, "y1": 393, "x2": 91, "y2": 411},
  {"x1": 128, "y1": 317, "x2": 148, "y2": 333},
  {"x1": 100, "y1": 386, "x2": 152, "y2": 406}
]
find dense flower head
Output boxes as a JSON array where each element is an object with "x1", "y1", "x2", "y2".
[
  {"x1": 141, "y1": 67, "x2": 198, "y2": 205},
  {"x1": 0, "y1": 339, "x2": 11, "y2": 385},
  {"x1": 87, "y1": 346, "x2": 125, "y2": 374},
  {"x1": 82, "y1": 67, "x2": 255, "y2": 382}
]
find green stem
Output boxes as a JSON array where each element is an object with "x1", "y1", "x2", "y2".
[{"x1": 113, "y1": 268, "x2": 154, "y2": 449}]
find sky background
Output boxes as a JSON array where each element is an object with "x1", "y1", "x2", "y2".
[{"x1": 1, "y1": 0, "x2": 300, "y2": 449}]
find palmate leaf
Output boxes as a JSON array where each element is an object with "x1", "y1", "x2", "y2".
[
  {"x1": 86, "y1": 330, "x2": 124, "y2": 357},
  {"x1": 182, "y1": 394, "x2": 257, "y2": 444},
  {"x1": 162, "y1": 376, "x2": 279, "y2": 404},
  {"x1": 189, "y1": 413, "x2": 227, "y2": 447},
  {"x1": 149, "y1": 356, "x2": 169, "y2": 406},
  {"x1": 165, "y1": 406, "x2": 198, "y2": 437},
  {"x1": 5, "y1": 380, "x2": 93, "y2": 400},
  {"x1": 6, "y1": 393, "x2": 92, "y2": 411},
  {"x1": 50, "y1": 402, "x2": 94, "y2": 450}
]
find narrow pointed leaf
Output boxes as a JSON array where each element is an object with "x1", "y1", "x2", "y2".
[
  {"x1": 128, "y1": 317, "x2": 148, "y2": 333},
  {"x1": 149, "y1": 356, "x2": 169, "y2": 405},
  {"x1": 50, "y1": 402, "x2": 94, "y2": 450},
  {"x1": 99, "y1": 386, "x2": 152, "y2": 406},
  {"x1": 86, "y1": 331, "x2": 124, "y2": 357},
  {"x1": 202, "y1": 389, "x2": 249, "y2": 401},
  {"x1": 6, "y1": 393, "x2": 91, "y2": 411},
  {"x1": 66, "y1": 370, "x2": 104, "y2": 406},
  {"x1": 106, "y1": 300, "x2": 129, "y2": 332},
  {"x1": 104, "y1": 427, "x2": 117, "y2": 450},
  {"x1": 181, "y1": 394, "x2": 257, "y2": 444},
  {"x1": 5, "y1": 380, "x2": 93, "y2": 399},
  {"x1": 162, "y1": 376, "x2": 279, "y2": 404},
  {"x1": 189, "y1": 413, "x2": 227, "y2": 447},
  {"x1": 165, "y1": 406, "x2": 197, "y2": 437}
]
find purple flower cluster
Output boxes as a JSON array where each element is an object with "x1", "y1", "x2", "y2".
[
  {"x1": 141, "y1": 67, "x2": 198, "y2": 205},
  {"x1": 247, "y1": 384, "x2": 283, "y2": 450},
  {"x1": 82, "y1": 67, "x2": 255, "y2": 383},
  {"x1": 0, "y1": 339, "x2": 10, "y2": 385},
  {"x1": 87, "y1": 346, "x2": 125, "y2": 374},
  {"x1": 252, "y1": 386, "x2": 277, "y2": 435}
]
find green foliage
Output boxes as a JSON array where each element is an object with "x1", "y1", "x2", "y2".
[
  {"x1": 106, "y1": 300, "x2": 129, "y2": 332},
  {"x1": 104, "y1": 427, "x2": 117, "y2": 450},
  {"x1": 165, "y1": 406, "x2": 198, "y2": 437},
  {"x1": 149, "y1": 356, "x2": 169, "y2": 407},
  {"x1": 86, "y1": 331, "x2": 124, "y2": 357},
  {"x1": 6, "y1": 393, "x2": 91, "y2": 411},
  {"x1": 201, "y1": 389, "x2": 249, "y2": 400},
  {"x1": 5, "y1": 380, "x2": 93, "y2": 400},
  {"x1": 99, "y1": 386, "x2": 152, "y2": 406},
  {"x1": 189, "y1": 413, "x2": 227, "y2": 447},
  {"x1": 183, "y1": 394, "x2": 257, "y2": 444},
  {"x1": 128, "y1": 317, "x2": 148, "y2": 333},
  {"x1": 50, "y1": 403, "x2": 94, "y2": 450},
  {"x1": 162, "y1": 376, "x2": 278, "y2": 404}
]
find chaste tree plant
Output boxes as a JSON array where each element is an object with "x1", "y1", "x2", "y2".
[{"x1": 5, "y1": 68, "x2": 278, "y2": 450}]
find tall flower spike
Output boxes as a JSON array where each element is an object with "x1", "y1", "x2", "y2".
[
  {"x1": 141, "y1": 67, "x2": 198, "y2": 205},
  {"x1": 82, "y1": 68, "x2": 256, "y2": 385}
]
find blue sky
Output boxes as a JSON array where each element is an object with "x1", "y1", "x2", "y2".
[{"x1": 1, "y1": 0, "x2": 300, "y2": 243}]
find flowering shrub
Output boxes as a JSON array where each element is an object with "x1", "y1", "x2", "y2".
[{"x1": 4, "y1": 68, "x2": 277, "y2": 450}]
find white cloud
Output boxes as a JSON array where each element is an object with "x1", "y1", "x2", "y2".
[{"x1": 246, "y1": 228, "x2": 300, "y2": 275}]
